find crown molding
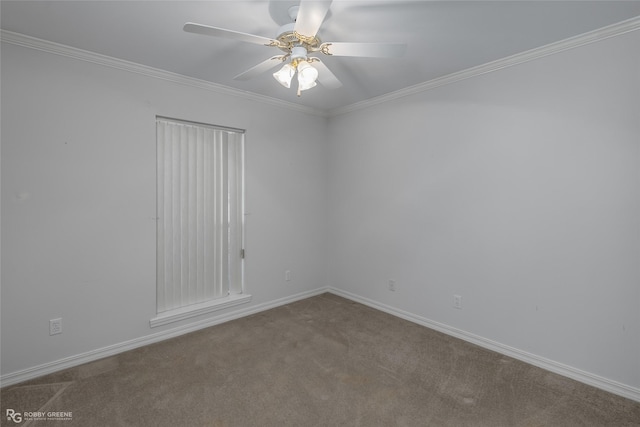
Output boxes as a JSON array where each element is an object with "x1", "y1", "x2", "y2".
[
  {"x1": 3, "y1": 15, "x2": 639, "y2": 119},
  {"x1": 329, "y1": 15, "x2": 640, "y2": 117},
  {"x1": 0, "y1": 30, "x2": 328, "y2": 118}
]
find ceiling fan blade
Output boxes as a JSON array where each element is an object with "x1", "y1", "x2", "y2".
[
  {"x1": 313, "y1": 60, "x2": 342, "y2": 89},
  {"x1": 294, "y1": 0, "x2": 333, "y2": 37},
  {"x1": 184, "y1": 22, "x2": 277, "y2": 46},
  {"x1": 234, "y1": 56, "x2": 287, "y2": 81},
  {"x1": 321, "y1": 42, "x2": 407, "y2": 58}
]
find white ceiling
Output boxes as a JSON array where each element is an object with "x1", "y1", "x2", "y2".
[{"x1": 2, "y1": 1, "x2": 640, "y2": 113}]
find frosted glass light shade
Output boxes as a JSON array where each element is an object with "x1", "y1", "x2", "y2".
[
  {"x1": 297, "y1": 61, "x2": 318, "y2": 91},
  {"x1": 273, "y1": 63, "x2": 296, "y2": 88}
]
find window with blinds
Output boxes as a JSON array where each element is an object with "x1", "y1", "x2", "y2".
[{"x1": 152, "y1": 117, "x2": 249, "y2": 327}]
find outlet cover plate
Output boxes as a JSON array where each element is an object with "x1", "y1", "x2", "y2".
[
  {"x1": 453, "y1": 295, "x2": 462, "y2": 309},
  {"x1": 50, "y1": 318, "x2": 62, "y2": 335}
]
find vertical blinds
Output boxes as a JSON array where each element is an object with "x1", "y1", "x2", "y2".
[{"x1": 156, "y1": 118, "x2": 244, "y2": 314}]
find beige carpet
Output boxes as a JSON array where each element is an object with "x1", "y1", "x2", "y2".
[{"x1": 2, "y1": 293, "x2": 639, "y2": 426}]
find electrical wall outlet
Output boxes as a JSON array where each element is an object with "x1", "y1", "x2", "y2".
[
  {"x1": 50, "y1": 318, "x2": 62, "y2": 335},
  {"x1": 453, "y1": 295, "x2": 462, "y2": 309},
  {"x1": 285, "y1": 270, "x2": 292, "y2": 282},
  {"x1": 388, "y1": 280, "x2": 396, "y2": 292}
]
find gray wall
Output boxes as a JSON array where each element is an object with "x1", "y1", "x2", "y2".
[
  {"x1": 1, "y1": 42, "x2": 328, "y2": 376},
  {"x1": 327, "y1": 30, "x2": 640, "y2": 389}
]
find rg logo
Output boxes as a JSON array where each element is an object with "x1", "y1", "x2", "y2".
[{"x1": 6, "y1": 409, "x2": 22, "y2": 423}]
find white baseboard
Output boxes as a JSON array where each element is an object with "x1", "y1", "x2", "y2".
[
  {"x1": 327, "y1": 287, "x2": 640, "y2": 403},
  {"x1": 0, "y1": 288, "x2": 327, "y2": 388}
]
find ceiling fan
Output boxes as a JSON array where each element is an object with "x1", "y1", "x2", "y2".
[{"x1": 184, "y1": 0, "x2": 407, "y2": 96}]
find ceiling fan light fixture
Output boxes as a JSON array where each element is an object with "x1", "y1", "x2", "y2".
[
  {"x1": 185, "y1": 0, "x2": 407, "y2": 99},
  {"x1": 273, "y1": 63, "x2": 296, "y2": 88}
]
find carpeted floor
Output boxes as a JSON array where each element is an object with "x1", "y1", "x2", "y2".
[{"x1": 2, "y1": 293, "x2": 639, "y2": 426}]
